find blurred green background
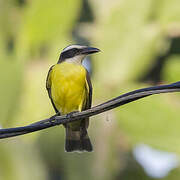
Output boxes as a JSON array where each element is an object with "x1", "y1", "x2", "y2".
[{"x1": 0, "y1": 0, "x2": 180, "y2": 179}]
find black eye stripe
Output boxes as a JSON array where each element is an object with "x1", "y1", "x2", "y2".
[
  {"x1": 59, "y1": 48, "x2": 81, "y2": 62},
  {"x1": 68, "y1": 48, "x2": 79, "y2": 55}
]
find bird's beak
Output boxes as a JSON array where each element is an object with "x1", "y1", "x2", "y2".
[{"x1": 81, "y1": 47, "x2": 100, "y2": 55}]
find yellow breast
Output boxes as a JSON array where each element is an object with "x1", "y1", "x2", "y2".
[{"x1": 50, "y1": 62, "x2": 86, "y2": 114}]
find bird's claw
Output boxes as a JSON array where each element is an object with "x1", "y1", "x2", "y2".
[
  {"x1": 66, "y1": 111, "x2": 79, "y2": 119},
  {"x1": 49, "y1": 112, "x2": 60, "y2": 124}
]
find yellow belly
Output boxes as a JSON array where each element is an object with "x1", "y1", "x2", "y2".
[{"x1": 50, "y1": 62, "x2": 86, "y2": 115}]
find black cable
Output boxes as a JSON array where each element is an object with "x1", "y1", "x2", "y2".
[{"x1": 0, "y1": 81, "x2": 180, "y2": 139}]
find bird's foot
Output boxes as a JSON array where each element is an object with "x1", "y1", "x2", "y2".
[
  {"x1": 49, "y1": 112, "x2": 61, "y2": 124},
  {"x1": 66, "y1": 111, "x2": 79, "y2": 120}
]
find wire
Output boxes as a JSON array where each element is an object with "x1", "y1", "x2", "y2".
[{"x1": 0, "y1": 81, "x2": 180, "y2": 139}]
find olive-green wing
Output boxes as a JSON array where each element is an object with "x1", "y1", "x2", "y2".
[
  {"x1": 84, "y1": 70, "x2": 92, "y2": 110},
  {"x1": 81, "y1": 70, "x2": 92, "y2": 129},
  {"x1": 46, "y1": 65, "x2": 59, "y2": 113}
]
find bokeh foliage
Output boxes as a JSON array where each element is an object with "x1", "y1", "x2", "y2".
[
  {"x1": 0, "y1": 0, "x2": 180, "y2": 179},
  {"x1": 0, "y1": 0, "x2": 81, "y2": 179},
  {"x1": 93, "y1": 0, "x2": 180, "y2": 153}
]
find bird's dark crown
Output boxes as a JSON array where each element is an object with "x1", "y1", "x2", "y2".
[{"x1": 58, "y1": 45, "x2": 100, "y2": 63}]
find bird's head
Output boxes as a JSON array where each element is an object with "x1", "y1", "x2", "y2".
[{"x1": 58, "y1": 45, "x2": 100, "y2": 64}]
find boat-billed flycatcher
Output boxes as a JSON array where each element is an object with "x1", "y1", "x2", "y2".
[{"x1": 46, "y1": 45, "x2": 100, "y2": 152}]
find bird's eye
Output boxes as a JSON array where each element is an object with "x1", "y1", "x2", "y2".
[
  {"x1": 71, "y1": 48, "x2": 79, "y2": 55},
  {"x1": 67, "y1": 48, "x2": 79, "y2": 57}
]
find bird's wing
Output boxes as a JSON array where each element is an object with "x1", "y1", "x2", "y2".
[
  {"x1": 46, "y1": 65, "x2": 59, "y2": 113},
  {"x1": 84, "y1": 70, "x2": 92, "y2": 110},
  {"x1": 81, "y1": 70, "x2": 92, "y2": 129}
]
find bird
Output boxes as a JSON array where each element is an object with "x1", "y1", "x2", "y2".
[{"x1": 46, "y1": 45, "x2": 100, "y2": 152}]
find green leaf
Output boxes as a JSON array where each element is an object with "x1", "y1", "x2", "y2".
[{"x1": 17, "y1": 0, "x2": 81, "y2": 58}]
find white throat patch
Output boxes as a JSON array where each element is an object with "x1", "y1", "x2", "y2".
[{"x1": 65, "y1": 54, "x2": 86, "y2": 64}]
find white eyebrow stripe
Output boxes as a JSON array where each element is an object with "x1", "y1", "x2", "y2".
[{"x1": 62, "y1": 45, "x2": 86, "y2": 53}]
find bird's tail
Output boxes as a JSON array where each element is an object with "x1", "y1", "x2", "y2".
[{"x1": 65, "y1": 127, "x2": 93, "y2": 152}]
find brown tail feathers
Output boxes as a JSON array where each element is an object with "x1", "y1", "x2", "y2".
[{"x1": 65, "y1": 127, "x2": 93, "y2": 152}]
